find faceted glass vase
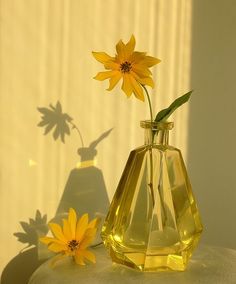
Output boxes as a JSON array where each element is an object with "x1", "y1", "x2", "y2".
[{"x1": 101, "y1": 121, "x2": 203, "y2": 272}]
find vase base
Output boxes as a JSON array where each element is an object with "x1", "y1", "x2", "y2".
[{"x1": 106, "y1": 239, "x2": 201, "y2": 272}]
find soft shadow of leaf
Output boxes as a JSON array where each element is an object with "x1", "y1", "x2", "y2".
[{"x1": 89, "y1": 128, "x2": 113, "y2": 149}]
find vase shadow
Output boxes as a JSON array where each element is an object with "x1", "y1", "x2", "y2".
[
  {"x1": 55, "y1": 164, "x2": 109, "y2": 221},
  {"x1": 51, "y1": 128, "x2": 112, "y2": 245},
  {"x1": 37, "y1": 102, "x2": 112, "y2": 243},
  {"x1": 0, "y1": 247, "x2": 44, "y2": 284}
]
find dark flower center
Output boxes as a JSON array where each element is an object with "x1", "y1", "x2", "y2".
[
  {"x1": 120, "y1": 61, "x2": 132, "y2": 73},
  {"x1": 68, "y1": 239, "x2": 79, "y2": 251}
]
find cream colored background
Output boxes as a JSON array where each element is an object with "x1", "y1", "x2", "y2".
[{"x1": 0, "y1": 0, "x2": 235, "y2": 281}]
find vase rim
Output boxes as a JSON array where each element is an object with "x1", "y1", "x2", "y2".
[{"x1": 140, "y1": 120, "x2": 174, "y2": 130}]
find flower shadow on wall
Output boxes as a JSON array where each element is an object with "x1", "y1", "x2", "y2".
[
  {"x1": 37, "y1": 101, "x2": 111, "y2": 244},
  {"x1": 37, "y1": 101, "x2": 83, "y2": 144},
  {"x1": 1, "y1": 211, "x2": 50, "y2": 284}
]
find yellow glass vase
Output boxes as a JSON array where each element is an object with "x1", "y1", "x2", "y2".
[{"x1": 101, "y1": 120, "x2": 203, "y2": 271}]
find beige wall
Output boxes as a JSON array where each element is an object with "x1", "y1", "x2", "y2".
[{"x1": 189, "y1": 0, "x2": 236, "y2": 249}]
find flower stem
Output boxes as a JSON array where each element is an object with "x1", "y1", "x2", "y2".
[
  {"x1": 142, "y1": 85, "x2": 153, "y2": 126},
  {"x1": 142, "y1": 85, "x2": 155, "y2": 207},
  {"x1": 69, "y1": 121, "x2": 84, "y2": 147},
  {"x1": 142, "y1": 85, "x2": 167, "y2": 222},
  {"x1": 91, "y1": 241, "x2": 103, "y2": 248}
]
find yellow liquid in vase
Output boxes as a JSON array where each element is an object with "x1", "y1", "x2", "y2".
[{"x1": 102, "y1": 121, "x2": 203, "y2": 271}]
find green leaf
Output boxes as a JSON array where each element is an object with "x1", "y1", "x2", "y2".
[{"x1": 155, "y1": 90, "x2": 193, "y2": 122}]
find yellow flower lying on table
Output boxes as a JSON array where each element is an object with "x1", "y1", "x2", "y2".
[
  {"x1": 40, "y1": 208, "x2": 100, "y2": 266},
  {"x1": 92, "y1": 35, "x2": 161, "y2": 101}
]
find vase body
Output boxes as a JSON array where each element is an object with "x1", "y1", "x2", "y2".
[{"x1": 101, "y1": 121, "x2": 203, "y2": 271}]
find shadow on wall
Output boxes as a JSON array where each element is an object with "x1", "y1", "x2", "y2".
[
  {"x1": 1, "y1": 211, "x2": 50, "y2": 284},
  {"x1": 37, "y1": 101, "x2": 111, "y2": 242},
  {"x1": 54, "y1": 128, "x2": 112, "y2": 245},
  {"x1": 188, "y1": 1, "x2": 236, "y2": 249},
  {"x1": 1, "y1": 102, "x2": 112, "y2": 283}
]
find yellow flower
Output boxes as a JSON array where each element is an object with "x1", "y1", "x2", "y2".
[
  {"x1": 40, "y1": 208, "x2": 99, "y2": 265},
  {"x1": 92, "y1": 35, "x2": 161, "y2": 101}
]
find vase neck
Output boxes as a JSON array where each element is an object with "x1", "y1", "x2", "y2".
[
  {"x1": 140, "y1": 120, "x2": 174, "y2": 146},
  {"x1": 144, "y1": 129, "x2": 170, "y2": 145}
]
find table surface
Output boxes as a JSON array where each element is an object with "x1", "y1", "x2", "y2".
[{"x1": 29, "y1": 244, "x2": 236, "y2": 284}]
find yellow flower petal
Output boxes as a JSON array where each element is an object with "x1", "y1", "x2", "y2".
[
  {"x1": 76, "y1": 213, "x2": 88, "y2": 241},
  {"x1": 140, "y1": 55, "x2": 161, "y2": 67},
  {"x1": 137, "y1": 76, "x2": 155, "y2": 88},
  {"x1": 94, "y1": 71, "x2": 118, "y2": 81},
  {"x1": 129, "y1": 75, "x2": 145, "y2": 101},
  {"x1": 39, "y1": 236, "x2": 55, "y2": 245},
  {"x1": 68, "y1": 208, "x2": 77, "y2": 239},
  {"x1": 116, "y1": 39, "x2": 126, "y2": 61},
  {"x1": 107, "y1": 73, "x2": 122, "y2": 91},
  {"x1": 48, "y1": 242, "x2": 67, "y2": 253},
  {"x1": 84, "y1": 227, "x2": 97, "y2": 238},
  {"x1": 132, "y1": 64, "x2": 152, "y2": 77},
  {"x1": 39, "y1": 237, "x2": 53, "y2": 244},
  {"x1": 39, "y1": 236, "x2": 65, "y2": 245},
  {"x1": 122, "y1": 74, "x2": 133, "y2": 97},
  {"x1": 81, "y1": 250, "x2": 96, "y2": 263},
  {"x1": 131, "y1": 72, "x2": 155, "y2": 88},
  {"x1": 104, "y1": 61, "x2": 120, "y2": 70},
  {"x1": 62, "y1": 219, "x2": 72, "y2": 240},
  {"x1": 130, "y1": 51, "x2": 147, "y2": 63},
  {"x1": 92, "y1": 51, "x2": 113, "y2": 63},
  {"x1": 49, "y1": 223, "x2": 67, "y2": 243},
  {"x1": 74, "y1": 254, "x2": 86, "y2": 265},
  {"x1": 125, "y1": 35, "x2": 136, "y2": 58},
  {"x1": 87, "y1": 217, "x2": 100, "y2": 229},
  {"x1": 79, "y1": 228, "x2": 97, "y2": 249}
]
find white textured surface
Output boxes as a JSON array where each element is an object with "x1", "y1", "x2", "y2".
[{"x1": 29, "y1": 245, "x2": 236, "y2": 284}]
